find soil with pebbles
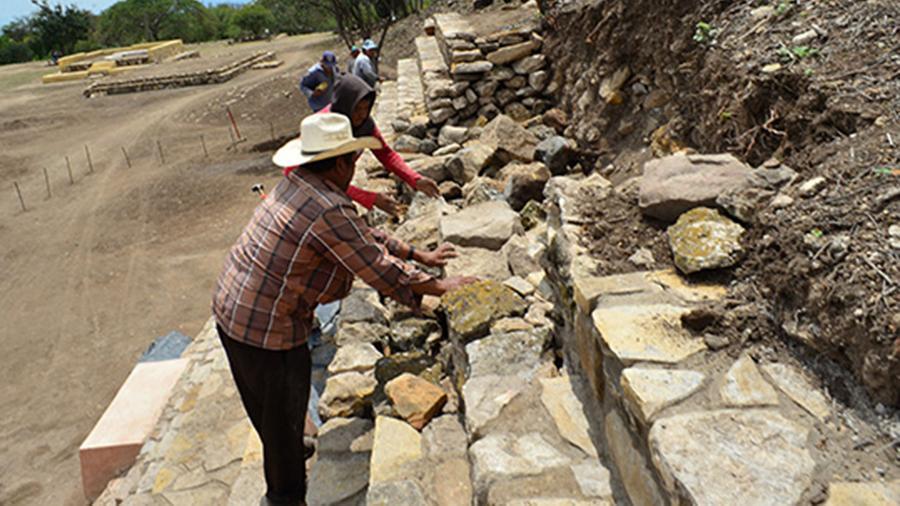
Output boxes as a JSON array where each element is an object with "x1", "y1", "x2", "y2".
[{"x1": 543, "y1": 0, "x2": 899, "y2": 411}]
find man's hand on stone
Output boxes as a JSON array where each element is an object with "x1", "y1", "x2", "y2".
[
  {"x1": 415, "y1": 177, "x2": 441, "y2": 198},
  {"x1": 374, "y1": 192, "x2": 400, "y2": 215},
  {"x1": 416, "y1": 243, "x2": 458, "y2": 267}
]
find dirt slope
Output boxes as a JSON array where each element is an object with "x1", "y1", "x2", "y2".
[{"x1": 542, "y1": 0, "x2": 899, "y2": 406}]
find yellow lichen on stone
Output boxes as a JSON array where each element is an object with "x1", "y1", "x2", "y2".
[
  {"x1": 667, "y1": 207, "x2": 744, "y2": 274},
  {"x1": 441, "y1": 280, "x2": 527, "y2": 341},
  {"x1": 152, "y1": 467, "x2": 176, "y2": 494}
]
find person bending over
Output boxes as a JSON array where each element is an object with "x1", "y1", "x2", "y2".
[{"x1": 213, "y1": 113, "x2": 474, "y2": 506}]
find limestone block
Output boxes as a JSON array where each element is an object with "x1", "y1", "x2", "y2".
[
  {"x1": 570, "y1": 460, "x2": 614, "y2": 500},
  {"x1": 592, "y1": 304, "x2": 706, "y2": 365},
  {"x1": 639, "y1": 153, "x2": 755, "y2": 222},
  {"x1": 431, "y1": 458, "x2": 473, "y2": 506},
  {"x1": 605, "y1": 409, "x2": 666, "y2": 506},
  {"x1": 463, "y1": 374, "x2": 529, "y2": 438},
  {"x1": 369, "y1": 416, "x2": 423, "y2": 484},
  {"x1": 318, "y1": 372, "x2": 377, "y2": 420},
  {"x1": 480, "y1": 114, "x2": 540, "y2": 163},
  {"x1": 620, "y1": 367, "x2": 705, "y2": 423},
  {"x1": 442, "y1": 279, "x2": 528, "y2": 341},
  {"x1": 649, "y1": 410, "x2": 816, "y2": 506},
  {"x1": 720, "y1": 355, "x2": 779, "y2": 407},
  {"x1": 440, "y1": 200, "x2": 523, "y2": 250},
  {"x1": 824, "y1": 481, "x2": 900, "y2": 505},
  {"x1": 762, "y1": 363, "x2": 832, "y2": 422},
  {"x1": 470, "y1": 432, "x2": 571, "y2": 489},
  {"x1": 467, "y1": 329, "x2": 547, "y2": 380},
  {"x1": 385, "y1": 373, "x2": 448, "y2": 430},
  {"x1": 307, "y1": 452, "x2": 370, "y2": 505},
  {"x1": 501, "y1": 161, "x2": 552, "y2": 211},
  {"x1": 539, "y1": 376, "x2": 598, "y2": 457},
  {"x1": 367, "y1": 479, "x2": 427, "y2": 505},
  {"x1": 667, "y1": 207, "x2": 745, "y2": 274},
  {"x1": 422, "y1": 415, "x2": 469, "y2": 461},
  {"x1": 317, "y1": 417, "x2": 374, "y2": 454},
  {"x1": 327, "y1": 343, "x2": 383, "y2": 375},
  {"x1": 445, "y1": 246, "x2": 511, "y2": 281},
  {"x1": 487, "y1": 40, "x2": 540, "y2": 65}
]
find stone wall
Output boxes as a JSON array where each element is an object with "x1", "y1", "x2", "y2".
[
  {"x1": 83, "y1": 51, "x2": 275, "y2": 97},
  {"x1": 422, "y1": 11, "x2": 552, "y2": 126}
]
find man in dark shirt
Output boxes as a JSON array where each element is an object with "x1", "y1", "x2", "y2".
[{"x1": 213, "y1": 113, "x2": 473, "y2": 505}]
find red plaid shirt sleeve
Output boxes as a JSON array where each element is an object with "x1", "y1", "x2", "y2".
[{"x1": 309, "y1": 203, "x2": 432, "y2": 308}]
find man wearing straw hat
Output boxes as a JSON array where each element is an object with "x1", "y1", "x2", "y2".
[{"x1": 212, "y1": 113, "x2": 476, "y2": 506}]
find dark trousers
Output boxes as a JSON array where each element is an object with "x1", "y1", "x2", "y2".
[{"x1": 217, "y1": 325, "x2": 311, "y2": 505}]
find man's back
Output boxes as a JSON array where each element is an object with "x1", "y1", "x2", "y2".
[{"x1": 213, "y1": 170, "x2": 353, "y2": 350}]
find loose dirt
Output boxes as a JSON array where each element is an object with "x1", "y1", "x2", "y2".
[
  {"x1": 0, "y1": 32, "x2": 339, "y2": 505},
  {"x1": 544, "y1": 0, "x2": 899, "y2": 410}
]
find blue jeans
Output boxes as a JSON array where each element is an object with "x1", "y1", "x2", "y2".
[{"x1": 307, "y1": 301, "x2": 340, "y2": 428}]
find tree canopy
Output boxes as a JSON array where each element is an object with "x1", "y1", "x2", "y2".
[{"x1": 0, "y1": 0, "x2": 426, "y2": 66}]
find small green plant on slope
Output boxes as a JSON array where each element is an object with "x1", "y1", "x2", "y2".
[
  {"x1": 775, "y1": 0, "x2": 793, "y2": 17},
  {"x1": 693, "y1": 21, "x2": 719, "y2": 45}
]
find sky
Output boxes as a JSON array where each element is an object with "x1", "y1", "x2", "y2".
[{"x1": 0, "y1": 0, "x2": 253, "y2": 28}]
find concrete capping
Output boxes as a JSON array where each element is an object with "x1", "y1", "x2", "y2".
[{"x1": 79, "y1": 358, "x2": 189, "y2": 500}]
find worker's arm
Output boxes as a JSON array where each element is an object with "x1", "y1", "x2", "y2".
[
  {"x1": 309, "y1": 203, "x2": 472, "y2": 304},
  {"x1": 299, "y1": 71, "x2": 320, "y2": 98}
]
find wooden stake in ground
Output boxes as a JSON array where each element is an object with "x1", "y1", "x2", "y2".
[
  {"x1": 226, "y1": 107, "x2": 242, "y2": 141},
  {"x1": 13, "y1": 181, "x2": 26, "y2": 211},
  {"x1": 66, "y1": 156, "x2": 74, "y2": 184},
  {"x1": 157, "y1": 140, "x2": 166, "y2": 165},
  {"x1": 201, "y1": 134, "x2": 209, "y2": 158},
  {"x1": 121, "y1": 146, "x2": 132, "y2": 168},
  {"x1": 43, "y1": 168, "x2": 51, "y2": 198},
  {"x1": 84, "y1": 145, "x2": 94, "y2": 173}
]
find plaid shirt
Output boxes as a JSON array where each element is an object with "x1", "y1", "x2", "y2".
[{"x1": 213, "y1": 169, "x2": 432, "y2": 350}]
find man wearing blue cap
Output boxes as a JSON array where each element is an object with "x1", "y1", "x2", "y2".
[
  {"x1": 352, "y1": 39, "x2": 379, "y2": 88},
  {"x1": 300, "y1": 51, "x2": 339, "y2": 112}
]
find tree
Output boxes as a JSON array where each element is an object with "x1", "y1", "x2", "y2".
[
  {"x1": 28, "y1": 1, "x2": 94, "y2": 56},
  {"x1": 0, "y1": 35, "x2": 34, "y2": 64},
  {"x1": 314, "y1": 0, "x2": 425, "y2": 56},
  {"x1": 233, "y1": 4, "x2": 276, "y2": 39},
  {"x1": 96, "y1": 0, "x2": 216, "y2": 47},
  {"x1": 209, "y1": 4, "x2": 242, "y2": 40},
  {"x1": 259, "y1": 0, "x2": 335, "y2": 35}
]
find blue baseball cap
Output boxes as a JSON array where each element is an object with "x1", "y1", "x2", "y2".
[
  {"x1": 321, "y1": 50, "x2": 337, "y2": 66},
  {"x1": 362, "y1": 39, "x2": 378, "y2": 51},
  {"x1": 351, "y1": 45, "x2": 359, "y2": 52}
]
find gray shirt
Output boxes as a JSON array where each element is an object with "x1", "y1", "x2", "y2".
[{"x1": 352, "y1": 54, "x2": 378, "y2": 87}]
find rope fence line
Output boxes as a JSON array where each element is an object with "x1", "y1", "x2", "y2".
[{"x1": 4, "y1": 112, "x2": 300, "y2": 217}]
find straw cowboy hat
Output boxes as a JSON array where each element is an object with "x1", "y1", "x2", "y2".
[{"x1": 272, "y1": 113, "x2": 380, "y2": 167}]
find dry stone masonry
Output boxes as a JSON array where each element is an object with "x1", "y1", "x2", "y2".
[{"x1": 94, "y1": 6, "x2": 899, "y2": 504}]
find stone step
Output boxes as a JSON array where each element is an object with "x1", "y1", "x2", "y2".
[
  {"x1": 414, "y1": 36, "x2": 448, "y2": 78},
  {"x1": 396, "y1": 58, "x2": 426, "y2": 121},
  {"x1": 374, "y1": 80, "x2": 399, "y2": 141}
]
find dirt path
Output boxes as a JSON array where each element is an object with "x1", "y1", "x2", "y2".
[{"x1": 0, "y1": 33, "x2": 337, "y2": 505}]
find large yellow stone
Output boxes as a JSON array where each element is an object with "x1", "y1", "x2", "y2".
[
  {"x1": 442, "y1": 280, "x2": 527, "y2": 341},
  {"x1": 592, "y1": 304, "x2": 706, "y2": 365}
]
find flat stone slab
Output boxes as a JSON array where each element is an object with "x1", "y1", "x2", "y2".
[
  {"x1": 415, "y1": 36, "x2": 448, "y2": 75},
  {"x1": 720, "y1": 355, "x2": 779, "y2": 407},
  {"x1": 444, "y1": 246, "x2": 511, "y2": 281},
  {"x1": 539, "y1": 376, "x2": 598, "y2": 457},
  {"x1": 470, "y1": 432, "x2": 571, "y2": 488},
  {"x1": 317, "y1": 417, "x2": 374, "y2": 455},
  {"x1": 463, "y1": 374, "x2": 529, "y2": 438},
  {"x1": 824, "y1": 480, "x2": 900, "y2": 505},
  {"x1": 570, "y1": 460, "x2": 614, "y2": 500},
  {"x1": 649, "y1": 409, "x2": 816, "y2": 506},
  {"x1": 621, "y1": 367, "x2": 705, "y2": 423},
  {"x1": 762, "y1": 363, "x2": 831, "y2": 422},
  {"x1": 440, "y1": 200, "x2": 523, "y2": 250},
  {"x1": 467, "y1": 329, "x2": 546, "y2": 380},
  {"x1": 592, "y1": 303, "x2": 707, "y2": 365},
  {"x1": 573, "y1": 267, "x2": 725, "y2": 315},
  {"x1": 369, "y1": 416, "x2": 423, "y2": 484},
  {"x1": 605, "y1": 409, "x2": 666, "y2": 506},
  {"x1": 367, "y1": 480, "x2": 427, "y2": 505},
  {"x1": 307, "y1": 452, "x2": 370, "y2": 505}
]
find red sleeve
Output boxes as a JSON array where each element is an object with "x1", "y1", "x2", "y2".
[
  {"x1": 346, "y1": 184, "x2": 377, "y2": 209},
  {"x1": 371, "y1": 126, "x2": 421, "y2": 188}
]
